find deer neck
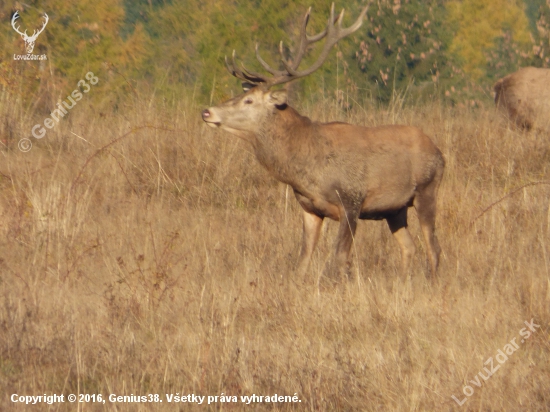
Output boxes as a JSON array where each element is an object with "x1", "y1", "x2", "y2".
[{"x1": 253, "y1": 106, "x2": 321, "y2": 188}]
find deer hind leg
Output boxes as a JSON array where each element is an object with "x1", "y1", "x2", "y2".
[
  {"x1": 296, "y1": 210, "x2": 324, "y2": 277},
  {"x1": 386, "y1": 207, "x2": 416, "y2": 276},
  {"x1": 414, "y1": 183, "x2": 442, "y2": 277},
  {"x1": 327, "y1": 206, "x2": 359, "y2": 280}
]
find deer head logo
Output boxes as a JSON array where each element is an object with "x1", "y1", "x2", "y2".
[{"x1": 11, "y1": 11, "x2": 49, "y2": 54}]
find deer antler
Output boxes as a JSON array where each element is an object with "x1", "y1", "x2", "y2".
[
  {"x1": 11, "y1": 11, "x2": 48, "y2": 40},
  {"x1": 225, "y1": 2, "x2": 369, "y2": 88},
  {"x1": 30, "y1": 13, "x2": 49, "y2": 40},
  {"x1": 11, "y1": 12, "x2": 28, "y2": 38}
]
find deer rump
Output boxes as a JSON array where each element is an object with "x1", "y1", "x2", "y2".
[{"x1": 494, "y1": 67, "x2": 550, "y2": 131}]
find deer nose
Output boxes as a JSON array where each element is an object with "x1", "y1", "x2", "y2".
[{"x1": 202, "y1": 109, "x2": 211, "y2": 119}]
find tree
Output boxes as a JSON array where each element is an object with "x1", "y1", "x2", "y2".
[
  {"x1": 136, "y1": 0, "x2": 365, "y2": 103},
  {"x1": 529, "y1": 0, "x2": 550, "y2": 67},
  {"x1": 347, "y1": 0, "x2": 456, "y2": 103},
  {"x1": 447, "y1": 0, "x2": 532, "y2": 79},
  {"x1": 0, "y1": 0, "x2": 147, "y2": 108}
]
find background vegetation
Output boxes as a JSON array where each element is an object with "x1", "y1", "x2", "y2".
[
  {"x1": 1, "y1": 85, "x2": 550, "y2": 412},
  {"x1": 1, "y1": 0, "x2": 550, "y2": 108},
  {"x1": 1, "y1": 0, "x2": 550, "y2": 411}
]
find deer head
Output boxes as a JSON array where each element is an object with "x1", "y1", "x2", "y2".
[
  {"x1": 11, "y1": 11, "x2": 49, "y2": 54},
  {"x1": 203, "y1": 3, "x2": 369, "y2": 135}
]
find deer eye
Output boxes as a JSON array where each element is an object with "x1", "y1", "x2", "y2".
[{"x1": 244, "y1": 98, "x2": 253, "y2": 104}]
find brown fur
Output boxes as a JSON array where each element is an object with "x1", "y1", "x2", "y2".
[
  {"x1": 494, "y1": 67, "x2": 550, "y2": 131},
  {"x1": 202, "y1": 87, "x2": 445, "y2": 278}
]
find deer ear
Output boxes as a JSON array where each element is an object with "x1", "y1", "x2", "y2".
[
  {"x1": 242, "y1": 82, "x2": 256, "y2": 92},
  {"x1": 267, "y1": 90, "x2": 288, "y2": 106}
]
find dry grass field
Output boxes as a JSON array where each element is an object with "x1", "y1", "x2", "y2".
[{"x1": 0, "y1": 88, "x2": 549, "y2": 411}]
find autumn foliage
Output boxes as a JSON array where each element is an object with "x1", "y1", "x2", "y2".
[{"x1": 0, "y1": 0, "x2": 549, "y2": 108}]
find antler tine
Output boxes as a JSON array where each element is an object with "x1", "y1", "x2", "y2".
[
  {"x1": 225, "y1": 50, "x2": 244, "y2": 80},
  {"x1": 240, "y1": 63, "x2": 272, "y2": 84},
  {"x1": 280, "y1": 4, "x2": 338, "y2": 77},
  {"x1": 310, "y1": 3, "x2": 336, "y2": 42},
  {"x1": 226, "y1": 50, "x2": 272, "y2": 84},
  {"x1": 277, "y1": 41, "x2": 285, "y2": 68},
  {"x1": 281, "y1": 2, "x2": 369, "y2": 79},
  {"x1": 288, "y1": 7, "x2": 314, "y2": 70},
  {"x1": 255, "y1": 43, "x2": 286, "y2": 76},
  {"x1": 335, "y1": 5, "x2": 367, "y2": 38},
  {"x1": 224, "y1": 55, "x2": 233, "y2": 76},
  {"x1": 281, "y1": 5, "x2": 336, "y2": 73},
  {"x1": 308, "y1": 3, "x2": 337, "y2": 43}
]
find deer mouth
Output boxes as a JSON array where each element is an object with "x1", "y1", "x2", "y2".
[
  {"x1": 202, "y1": 109, "x2": 222, "y2": 127},
  {"x1": 204, "y1": 121, "x2": 221, "y2": 128}
]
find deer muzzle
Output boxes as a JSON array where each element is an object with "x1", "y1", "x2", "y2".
[{"x1": 202, "y1": 109, "x2": 221, "y2": 127}]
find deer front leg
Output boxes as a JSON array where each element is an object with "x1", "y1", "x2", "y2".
[{"x1": 296, "y1": 210, "x2": 324, "y2": 277}]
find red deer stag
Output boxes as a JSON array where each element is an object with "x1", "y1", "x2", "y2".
[
  {"x1": 494, "y1": 67, "x2": 550, "y2": 131},
  {"x1": 202, "y1": 3, "x2": 445, "y2": 278}
]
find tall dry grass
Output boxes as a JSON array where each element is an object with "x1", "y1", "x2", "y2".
[{"x1": 0, "y1": 87, "x2": 549, "y2": 411}]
